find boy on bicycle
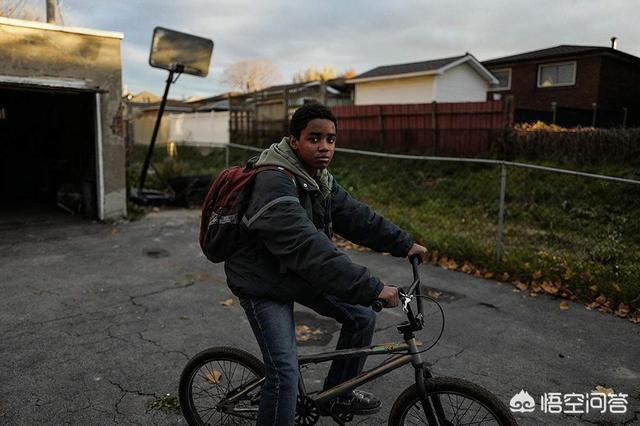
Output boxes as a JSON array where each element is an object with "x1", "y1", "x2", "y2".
[{"x1": 225, "y1": 103, "x2": 427, "y2": 425}]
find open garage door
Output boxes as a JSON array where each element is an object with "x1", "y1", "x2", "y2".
[{"x1": 0, "y1": 86, "x2": 98, "y2": 222}]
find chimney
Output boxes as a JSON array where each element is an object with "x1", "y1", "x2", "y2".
[{"x1": 610, "y1": 37, "x2": 617, "y2": 49}]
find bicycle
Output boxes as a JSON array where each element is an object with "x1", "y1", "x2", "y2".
[{"x1": 179, "y1": 255, "x2": 518, "y2": 425}]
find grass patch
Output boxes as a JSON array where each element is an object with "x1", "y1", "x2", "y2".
[{"x1": 128, "y1": 143, "x2": 640, "y2": 314}]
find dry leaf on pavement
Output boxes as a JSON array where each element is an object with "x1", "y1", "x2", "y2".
[
  {"x1": 593, "y1": 385, "x2": 614, "y2": 395},
  {"x1": 206, "y1": 370, "x2": 222, "y2": 384},
  {"x1": 559, "y1": 301, "x2": 569, "y2": 311},
  {"x1": 295, "y1": 325, "x2": 323, "y2": 342},
  {"x1": 514, "y1": 281, "x2": 528, "y2": 292},
  {"x1": 614, "y1": 303, "x2": 630, "y2": 317},
  {"x1": 221, "y1": 298, "x2": 234, "y2": 307}
]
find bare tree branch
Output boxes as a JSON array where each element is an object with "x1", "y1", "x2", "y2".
[{"x1": 221, "y1": 60, "x2": 281, "y2": 93}]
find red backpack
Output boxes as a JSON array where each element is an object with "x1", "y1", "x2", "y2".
[{"x1": 199, "y1": 161, "x2": 294, "y2": 263}]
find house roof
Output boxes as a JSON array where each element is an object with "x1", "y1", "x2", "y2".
[
  {"x1": 483, "y1": 44, "x2": 640, "y2": 66},
  {"x1": 348, "y1": 54, "x2": 498, "y2": 84}
]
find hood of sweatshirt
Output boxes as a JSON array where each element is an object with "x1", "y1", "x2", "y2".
[{"x1": 255, "y1": 137, "x2": 333, "y2": 199}]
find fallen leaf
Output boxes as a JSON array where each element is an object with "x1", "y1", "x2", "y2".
[
  {"x1": 427, "y1": 290, "x2": 442, "y2": 299},
  {"x1": 563, "y1": 269, "x2": 574, "y2": 280},
  {"x1": 593, "y1": 385, "x2": 614, "y2": 395},
  {"x1": 111, "y1": 228, "x2": 120, "y2": 235},
  {"x1": 514, "y1": 281, "x2": 528, "y2": 292},
  {"x1": 559, "y1": 301, "x2": 569, "y2": 311},
  {"x1": 612, "y1": 283, "x2": 622, "y2": 292},
  {"x1": 221, "y1": 298, "x2": 234, "y2": 308},
  {"x1": 483, "y1": 272, "x2": 494, "y2": 279},
  {"x1": 585, "y1": 302, "x2": 599, "y2": 311},
  {"x1": 589, "y1": 285, "x2": 599, "y2": 292},
  {"x1": 295, "y1": 325, "x2": 323, "y2": 342},
  {"x1": 580, "y1": 271, "x2": 592, "y2": 282},
  {"x1": 595, "y1": 295, "x2": 607, "y2": 305},
  {"x1": 152, "y1": 207, "x2": 160, "y2": 213},
  {"x1": 532, "y1": 270, "x2": 542, "y2": 280},
  {"x1": 614, "y1": 303, "x2": 630, "y2": 317},
  {"x1": 460, "y1": 262, "x2": 474, "y2": 274},
  {"x1": 206, "y1": 370, "x2": 222, "y2": 384},
  {"x1": 500, "y1": 272, "x2": 510, "y2": 281},
  {"x1": 629, "y1": 311, "x2": 640, "y2": 324},
  {"x1": 531, "y1": 282, "x2": 542, "y2": 293},
  {"x1": 542, "y1": 281, "x2": 559, "y2": 295},
  {"x1": 179, "y1": 316, "x2": 189, "y2": 320}
]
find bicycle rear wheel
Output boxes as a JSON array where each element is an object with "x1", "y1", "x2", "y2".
[
  {"x1": 179, "y1": 347, "x2": 265, "y2": 425},
  {"x1": 389, "y1": 377, "x2": 517, "y2": 426}
]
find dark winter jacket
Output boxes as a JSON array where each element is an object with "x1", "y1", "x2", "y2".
[{"x1": 224, "y1": 138, "x2": 414, "y2": 306}]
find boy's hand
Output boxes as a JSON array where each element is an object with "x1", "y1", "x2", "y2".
[
  {"x1": 378, "y1": 285, "x2": 400, "y2": 308},
  {"x1": 407, "y1": 243, "x2": 428, "y2": 262}
]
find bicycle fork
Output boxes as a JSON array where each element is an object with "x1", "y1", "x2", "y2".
[{"x1": 408, "y1": 336, "x2": 448, "y2": 426}]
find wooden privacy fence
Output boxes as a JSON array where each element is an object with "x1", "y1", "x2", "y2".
[{"x1": 331, "y1": 100, "x2": 512, "y2": 156}]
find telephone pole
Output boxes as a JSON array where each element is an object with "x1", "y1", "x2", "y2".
[{"x1": 46, "y1": 0, "x2": 56, "y2": 23}]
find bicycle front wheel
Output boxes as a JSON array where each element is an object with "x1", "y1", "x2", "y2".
[
  {"x1": 179, "y1": 346, "x2": 265, "y2": 425},
  {"x1": 389, "y1": 377, "x2": 517, "y2": 426}
]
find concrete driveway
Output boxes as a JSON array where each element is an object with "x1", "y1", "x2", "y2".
[{"x1": 0, "y1": 209, "x2": 638, "y2": 425}]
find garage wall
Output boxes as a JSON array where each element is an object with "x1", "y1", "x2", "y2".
[
  {"x1": 0, "y1": 17, "x2": 126, "y2": 219},
  {"x1": 435, "y1": 62, "x2": 489, "y2": 102}
]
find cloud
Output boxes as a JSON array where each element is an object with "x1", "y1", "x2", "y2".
[{"x1": 60, "y1": 0, "x2": 639, "y2": 98}]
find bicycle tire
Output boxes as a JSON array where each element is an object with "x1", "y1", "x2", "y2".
[
  {"x1": 179, "y1": 346, "x2": 265, "y2": 425},
  {"x1": 389, "y1": 376, "x2": 518, "y2": 426}
]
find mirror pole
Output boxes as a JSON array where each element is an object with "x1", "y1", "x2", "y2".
[{"x1": 138, "y1": 69, "x2": 175, "y2": 193}]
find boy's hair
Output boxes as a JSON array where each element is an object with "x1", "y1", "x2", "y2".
[{"x1": 288, "y1": 103, "x2": 337, "y2": 139}]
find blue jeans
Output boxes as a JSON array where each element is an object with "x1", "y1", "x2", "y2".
[{"x1": 239, "y1": 295, "x2": 376, "y2": 426}]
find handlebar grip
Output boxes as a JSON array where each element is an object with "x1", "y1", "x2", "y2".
[
  {"x1": 371, "y1": 299, "x2": 388, "y2": 312},
  {"x1": 409, "y1": 254, "x2": 423, "y2": 266}
]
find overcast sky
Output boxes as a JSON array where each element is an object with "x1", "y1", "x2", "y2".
[{"x1": 56, "y1": 0, "x2": 639, "y2": 100}]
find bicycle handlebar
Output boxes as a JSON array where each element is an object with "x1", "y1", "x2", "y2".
[{"x1": 371, "y1": 254, "x2": 423, "y2": 312}]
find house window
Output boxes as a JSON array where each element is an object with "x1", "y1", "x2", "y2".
[
  {"x1": 537, "y1": 62, "x2": 576, "y2": 87},
  {"x1": 489, "y1": 68, "x2": 511, "y2": 91}
]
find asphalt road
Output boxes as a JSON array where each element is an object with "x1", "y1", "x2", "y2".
[{"x1": 0, "y1": 208, "x2": 638, "y2": 425}]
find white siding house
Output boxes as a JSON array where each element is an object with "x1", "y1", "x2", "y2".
[{"x1": 348, "y1": 54, "x2": 497, "y2": 105}]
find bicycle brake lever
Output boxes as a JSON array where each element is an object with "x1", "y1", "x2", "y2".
[{"x1": 401, "y1": 294, "x2": 412, "y2": 313}]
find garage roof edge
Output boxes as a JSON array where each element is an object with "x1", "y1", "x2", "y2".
[
  {"x1": 0, "y1": 17, "x2": 124, "y2": 40},
  {"x1": 0, "y1": 75, "x2": 106, "y2": 92}
]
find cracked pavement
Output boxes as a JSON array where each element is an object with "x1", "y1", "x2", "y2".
[{"x1": 0, "y1": 209, "x2": 638, "y2": 425}]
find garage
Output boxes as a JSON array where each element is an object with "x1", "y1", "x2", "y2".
[
  {"x1": 0, "y1": 86, "x2": 98, "y2": 219},
  {"x1": 0, "y1": 17, "x2": 127, "y2": 222}
]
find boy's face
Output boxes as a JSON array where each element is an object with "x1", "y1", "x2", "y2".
[{"x1": 290, "y1": 118, "x2": 337, "y2": 173}]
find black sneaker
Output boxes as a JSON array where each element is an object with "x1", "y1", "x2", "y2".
[{"x1": 329, "y1": 389, "x2": 382, "y2": 415}]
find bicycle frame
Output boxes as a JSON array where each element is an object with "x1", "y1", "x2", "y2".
[
  {"x1": 221, "y1": 255, "x2": 441, "y2": 421},
  {"x1": 222, "y1": 336, "x2": 431, "y2": 422},
  {"x1": 299, "y1": 338, "x2": 425, "y2": 403}
]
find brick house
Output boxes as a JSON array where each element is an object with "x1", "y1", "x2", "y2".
[{"x1": 482, "y1": 45, "x2": 640, "y2": 127}]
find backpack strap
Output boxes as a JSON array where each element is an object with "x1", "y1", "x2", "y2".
[{"x1": 254, "y1": 165, "x2": 302, "y2": 199}]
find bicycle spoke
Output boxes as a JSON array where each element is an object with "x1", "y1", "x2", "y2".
[{"x1": 402, "y1": 390, "x2": 502, "y2": 425}]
